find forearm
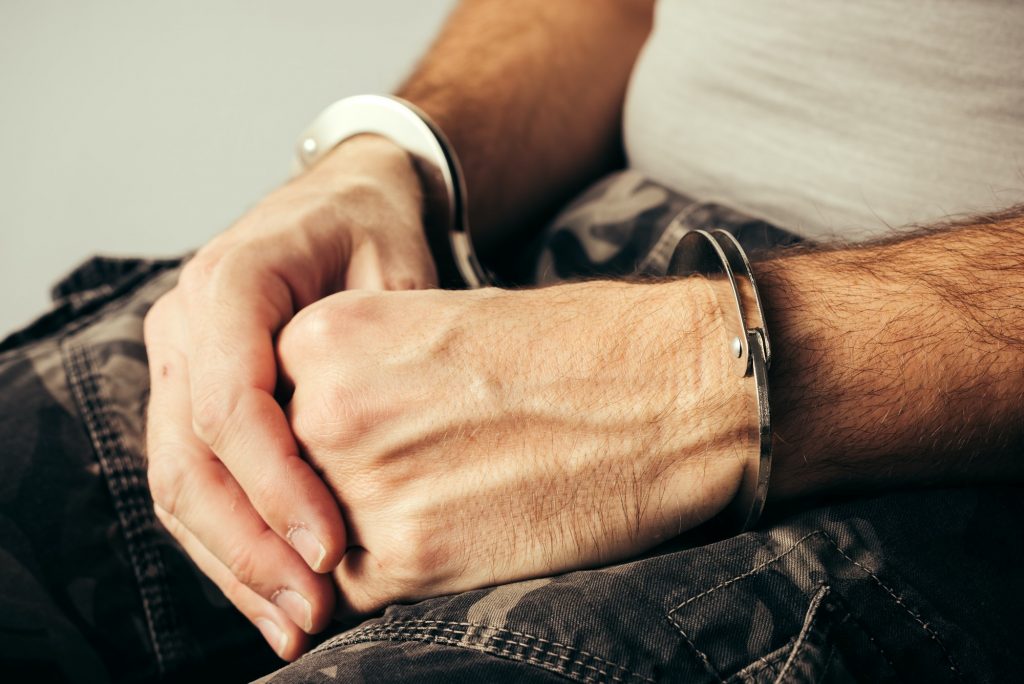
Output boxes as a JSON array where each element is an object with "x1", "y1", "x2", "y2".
[
  {"x1": 755, "y1": 210, "x2": 1024, "y2": 500},
  {"x1": 398, "y1": 0, "x2": 655, "y2": 255}
]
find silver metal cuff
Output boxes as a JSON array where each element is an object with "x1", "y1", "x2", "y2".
[
  {"x1": 292, "y1": 94, "x2": 492, "y2": 289},
  {"x1": 668, "y1": 228, "x2": 773, "y2": 533}
]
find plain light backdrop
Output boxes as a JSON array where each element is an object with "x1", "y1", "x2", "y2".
[{"x1": 0, "y1": 0, "x2": 456, "y2": 336}]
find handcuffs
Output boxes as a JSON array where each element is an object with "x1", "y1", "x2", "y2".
[
  {"x1": 666, "y1": 229, "x2": 773, "y2": 532},
  {"x1": 293, "y1": 95, "x2": 773, "y2": 533},
  {"x1": 292, "y1": 94, "x2": 490, "y2": 290}
]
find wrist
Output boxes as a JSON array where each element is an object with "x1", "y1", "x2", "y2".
[
  {"x1": 297, "y1": 135, "x2": 430, "y2": 262},
  {"x1": 615, "y1": 278, "x2": 755, "y2": 534},
  {"x1": 293, "y1": 96, "x2": 487, "y2": 289},
  {"x1": 308, "y1": 134, "x2": 423, "y2": 217},
  {"x1": 466, "y1": 280, "x2": 753, "y2": 540}
]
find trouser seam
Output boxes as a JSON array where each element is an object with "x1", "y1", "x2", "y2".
[
  {"x1": 63, "y1": 342, "x2": 188, "y2": 675},
  {"x1": 318, "y1": 620, "x2": 655, "y2": 684}
]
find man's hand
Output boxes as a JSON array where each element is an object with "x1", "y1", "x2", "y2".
[
  {"x1": 141, "y1": 0, "x2": 655, "y2": 653},
  {"x1": 276, "y1": 280, "x2": 753, "y2": 613},
  {"x1": 273, "y1": 205, "x2": 1024, "y2": 618},
  {"x1": 144, "y1": 135, "x2": 435, "y2": 659}
]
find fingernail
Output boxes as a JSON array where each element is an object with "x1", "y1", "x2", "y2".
[
  {"x1": 288, "y1": 525, "x2": 327, "y2": 571},
  {"x1": 272, "y1": 588, "x2": 313, "y2": 633},
  {"x1": 255, "y1": 618, "x2": 289, "y2": 657}
]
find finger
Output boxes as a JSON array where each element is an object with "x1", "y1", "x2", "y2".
[
  {"x1": 346, "y1": 233, "x2": 438, "y2": 291},
  {"x1": 180, "y1": 253, "x2": 347, "y2": 573},
  {"x1": 146, "y1": 340, "x2": 336, "y2": 634},
  {"x1": 153, "y1": 505, "x2": 311, "y2": 662}
]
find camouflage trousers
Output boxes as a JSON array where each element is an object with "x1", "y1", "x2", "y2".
[{"x1": 1, "y1": 171, "x2": 1021, "y2": 683}]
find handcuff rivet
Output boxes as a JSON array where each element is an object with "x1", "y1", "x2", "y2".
[{"x1": 731, "y1": 336, "x2": 743, "y2": 359}]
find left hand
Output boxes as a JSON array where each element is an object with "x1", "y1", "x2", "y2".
[
  {"x1": 143, "y1": 135, "x2": 436, "y2": 657},
  {"x1": 276, "y1": 279, "x2": 752, "y2": 614}
]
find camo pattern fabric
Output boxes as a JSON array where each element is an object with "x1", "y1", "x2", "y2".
[
  {"x1": 0, "y1": 258, "x2": 279, "y2": 683},
  {"x1": 0, "y1": 170, "x2": 1021, "y2": 682}
]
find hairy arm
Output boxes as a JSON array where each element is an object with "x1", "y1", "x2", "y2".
[
  {"x1": 270, "y1": 206, "x2": 1024, "y2": 615},
  {"x1": 400, "y1": 0, "x2": 655, "y2": 255},
  {"x1": 757, "y1": 209, "x2": 1024, "y2": 500}
]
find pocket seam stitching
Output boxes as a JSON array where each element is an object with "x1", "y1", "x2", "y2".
[
  {"x1": 320, "y1": 619, "x2": 655, "y2": 684},
  {"x1": 665, "y1": 529, "x2": 962, "y2": 683},
  {"x1": 665, "y1": 531, "x2": 823, "y2": 683},
  {"x1": 728, "y1": 637, "x2": 793, "y2": 684},
  {"x1": 817, "y1": 530, "x2": 961, "y2": 681},
  {"x1": 772, "y1": 585, "x2": 830, "y2": 683}
]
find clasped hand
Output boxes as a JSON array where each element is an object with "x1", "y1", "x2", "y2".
[
  {"x1": 144, "y1": 136, "x2": 751, "y2": 660},
  {"x1": 276, "y1": 281, "x2": 750, "y2": 622}
]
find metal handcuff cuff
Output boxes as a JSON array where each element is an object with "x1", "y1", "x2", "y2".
[
  {"x1": 292, "y1": 95, "x2": 491, "y2": 290},
  {"x1": 293, "y1": 95, "x2": 772, "y2": 533},
  {"x1": 666, "y1": 230, "x2": 773, "y2": 532}
]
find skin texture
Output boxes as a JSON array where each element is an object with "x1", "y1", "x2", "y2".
[
  {"x1": 275, "y1": 281, "x2": 749, "y2": 615},
  {"x1": 270, "y1": 211, "x2": 1024, "y2": 618},
  {"x1": 143, "y1": 0, "x2": 1024, "y2": 661},
  {"x1": 760, "y1": 213, "x2": 1024, "y2": 499},
  {"x1": 144, "y1": 134, "x2": 437, "y2": 659},
  {"x1": 145, "y1": 0, "x2": 657, "y2": 659}
]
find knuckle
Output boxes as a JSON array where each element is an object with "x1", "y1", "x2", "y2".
[
  {"x1": 288, "y1": 303, "x2": 340, "y2": 350},
  {"x1": 331, "y1": 386, "x2": 381, "y2": 438},
  {"x1": 342, "y1": 457, "x2": 411, "y2": 510},
  {"x1": 191, "y1": 386, "x2": 237, "y2": 448},
  {"x1": 340, "y1": 580, "x2": 383, "y2": 616},
  {"x1": 341, "y1": 560, "x2": 399, "y2": 616},
  {"x1": 243, "y1": 466, "x2": 288, "y2": 519},
  {"x1": 223, "y1": 543, "x2": 259, "y2": 590},
  {"x1": 339, "y1": 532, "x2": 452, "y2": 615},
  {"x1": 179, "y1": 252, "x2": 217, "y2": 292},
  {"x1": 147, "y1": 454, "x2": 188, "y2": 519},
  {"x1": 289, "y1": 392, "x2": 335, "y2": 449},
  {"x1": 292, "y1": 200, "x2": 342, "y2": 237},
  {"x1": 291, "y1": 386, "x2": 374, "y2": 455},
  {"x1": 354, "y1": 584, "x2": 393, "y2": 616},
  {"x1": 180, "y1": 245, "x2": 248, "y2": 302},
  {"x1": 281, "y1": 292, "x2": 382, "y2": 363},
  {"x1": 196, "y1": 260, "x2": 246, "y2": 303},
  {"x1": 401, "y1": 541, "x2": 447, "y2": 587}
]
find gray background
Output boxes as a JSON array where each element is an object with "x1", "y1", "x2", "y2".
[{"x1": 0, "y1": 0, "x2": 455, "y2": 336}]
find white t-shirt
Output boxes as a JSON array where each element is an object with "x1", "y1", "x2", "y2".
[{"x1": 624, "y1": 0, "x2": 1024, "y2": 240}]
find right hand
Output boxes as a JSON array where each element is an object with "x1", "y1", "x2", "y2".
[{"x1": 143, "y1": 134, "x2": 437, "y2": 659}]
